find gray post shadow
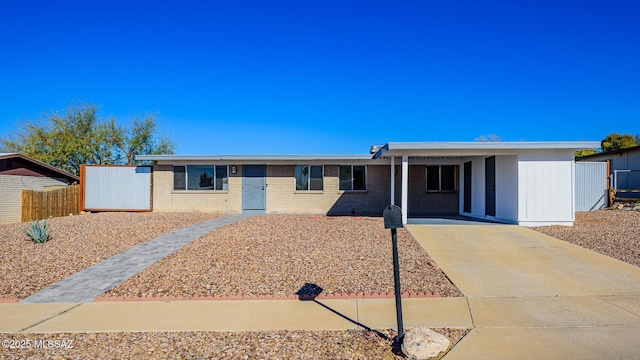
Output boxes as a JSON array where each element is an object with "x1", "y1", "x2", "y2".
[{"x1": 295, "y1": 282, "x2": 406, "y2": 356}]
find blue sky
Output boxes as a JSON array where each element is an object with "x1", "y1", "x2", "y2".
[{"x1": 1, "y1": 1, "x2": 638, "y2": 154}]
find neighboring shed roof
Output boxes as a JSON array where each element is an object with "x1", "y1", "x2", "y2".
[
  {"x1": 0, "y1": 153, "x2": 79, "y2": 182},
  {"x1": 576, "y1": 145, "x2": 640, "y2": 161}
]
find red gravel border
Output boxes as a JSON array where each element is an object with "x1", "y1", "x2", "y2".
[{"x1": 94, "y1": 291, "x2": 442, "y2": 302}]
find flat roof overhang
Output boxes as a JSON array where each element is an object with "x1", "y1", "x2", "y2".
[
  {"x1": 372, "y1": 141, "x2": 601, "y2": 158},
  {"x1": 136, "y1": 154, "x2": 378, "y2": 165},
  {"x1": 137, "y1": 141, "x2": 601, "y2": 163}
]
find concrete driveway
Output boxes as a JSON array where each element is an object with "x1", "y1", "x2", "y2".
[{"x1": 406, "y1": 224, "x2": 640, "y2": 360}]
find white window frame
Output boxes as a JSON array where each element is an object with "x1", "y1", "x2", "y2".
[
  {"x1": 339, "y1": 165, "x2": 367, "y2": 191},
  {"x1": 173, "y1": 165, "x2": 229, "y2": 191},
  {"x1": 426, "y1": 165, "x2": 458, "y2": 193},
  {"x1": 294, "y1": 165, "x2": 324, "y2": 191}
]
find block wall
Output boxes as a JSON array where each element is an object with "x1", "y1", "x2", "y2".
[
  {"x1": 153, "y1": 164, "x2": 459, "y2": 216},
  {"x1": 407, "y1": 165, "x2": 459, "y2": 215},
  {"x1": 152, "y1": 164, "x2": 242, "y2": 213},
  {"x1": 0, "y1": 175, "x2": 68, "y2": 224},
  {"x1": 265, "y1": 165, "x2": 391, "y2": 216}
]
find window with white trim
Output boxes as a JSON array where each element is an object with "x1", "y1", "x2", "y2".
[
  {"x1": 339, "y1": 165, "x2": 366, "y2": 191},
  {"x1": 295, "y1": 165, "x2": 323, "y2": 191},
  {"x1": 173, "y1": 165, "x2": 228, "y2": 191},
  {"x1": 426, "y1": 165, "x2": 457, "y2": 192}
]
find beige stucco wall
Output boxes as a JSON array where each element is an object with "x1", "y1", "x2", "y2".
[{"x1": 0, "y1": 175, "x2": 68, "y2": 224}]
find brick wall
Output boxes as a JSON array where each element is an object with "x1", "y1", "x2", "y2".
[
  {"x1": 265, "y1": 165, "x2": 392, "y2": 216},
  {"x1": 152, "y1": 163, "x2": 459, "y2": 216},
  {"x1": 0, "y1": 175, "x2": 68, "y2": 224},
  {"x1": 407, "y1": 165, "x2": 459, "y2": 215},
  {"x1": 152, "y1": 164, "x2": 243, "y2": 213}
]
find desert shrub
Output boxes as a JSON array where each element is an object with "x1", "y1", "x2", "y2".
[{"x1": 22, "y1": 219, "x2": 51, "y2": 244}]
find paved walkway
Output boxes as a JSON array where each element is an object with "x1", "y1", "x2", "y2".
[
  {"x1": 0, "y1": 298, "x2": 472, "y2": 333},
  {"x1": 20, "y1": 214, "x2": 252, "y2": 303},
  {"x1": 406, "y1": 224, "x2": 640, "y2": 360}
]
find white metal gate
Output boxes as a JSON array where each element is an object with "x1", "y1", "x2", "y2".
[
  {"x1": 575, "y1": 162, "x2": 608, "y2": 211},
  {"x1": 82, "y1": 165, "x2": 152, "y2": 211}
]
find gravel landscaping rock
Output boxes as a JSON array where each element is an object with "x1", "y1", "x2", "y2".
[
  {"x1": 0, "y1": 212, "x2": 223, "y2": 299},
  {"x1": 0, "y1": 328, "x2": 469, "y2": 359},
  {"x1": 535, "y1": 210, "x2": 640, "y2": 268},
  {"x1": 107, "y1": 215, "x2": 462, "y2": 298}
]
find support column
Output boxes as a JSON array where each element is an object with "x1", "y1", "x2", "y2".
[
  {"x1": 390, "y1": 157, "x2": 395, "y2": 205},
  {"x1": 402, "y1": 155, "x2": 408, "y2": 224}
]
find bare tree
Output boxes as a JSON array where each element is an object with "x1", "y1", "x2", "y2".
[{"x1": 474, "y1": 134, "x2": 503, "y2": 142}]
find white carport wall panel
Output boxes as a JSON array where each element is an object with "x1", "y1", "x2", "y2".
[
  {"x1": 517, "y1": 151, "x2": 575, "y2": 226},
  {"x1": 495, "y1": 155, "x2": 519, "y2": 223},
  {"x1": 84, "y1": 166, "x2": 152, "y2": 211},
  {"x1": 458, "y1": 156, "x2": 486, "y2": 218}
]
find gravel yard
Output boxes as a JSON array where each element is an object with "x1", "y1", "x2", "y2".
[
  {"x1": 0, "y1": 328, "x2": 469, "y2": 359},
  {"x1": 0, "y1": 212, "x2": 223, "y2": 299},
  {"x1": 106, "y1": 215, "x2": 462, "y2": 298},
  {"x1": 535, "y1": 210, "x2": 640, "y2": 267}
]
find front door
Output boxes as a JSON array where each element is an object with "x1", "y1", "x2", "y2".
[
  {"x1": 242, "y1": 165, "x2": 266, "y2": 214},
  {"x1": 485, "y1": 156, "x2": 496, "y2": 217}
]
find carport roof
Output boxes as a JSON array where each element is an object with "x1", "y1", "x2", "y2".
[{"x1": 373, "y1": 141, "x2": 600, "y2": 158}]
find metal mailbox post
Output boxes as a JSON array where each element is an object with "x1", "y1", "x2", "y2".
[{"x1": 383, "y1": 204, "x2": 405, "y2": 346}]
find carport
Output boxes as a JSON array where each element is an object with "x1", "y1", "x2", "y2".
[{"x1": 372, "y1": 141, "x2": 599, "y2": 226}]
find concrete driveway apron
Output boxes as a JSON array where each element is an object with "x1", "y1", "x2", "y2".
[{"x1": 406, "y1": 224, "x2": 640, "y2": 360}]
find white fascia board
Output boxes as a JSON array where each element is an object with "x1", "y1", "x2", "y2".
[
  {"x1": 137, "y1": 154, "x2": 387, "y2": 166},
  {"x1": 136, "y1": 154, "x2": 373, "y2": 162}
]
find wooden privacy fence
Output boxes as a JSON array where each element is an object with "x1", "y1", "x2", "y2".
[{"x1": 21, "y1": 184, "x2": 80, "y2": 222}]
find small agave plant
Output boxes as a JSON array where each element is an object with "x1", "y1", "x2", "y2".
[{"x1": 22, "y1": 219, "x2": 51, "y2": 244}]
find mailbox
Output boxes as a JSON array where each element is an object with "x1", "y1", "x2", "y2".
[{"x1": 383, "y1": 205, "x2": 403, "y2": 229}]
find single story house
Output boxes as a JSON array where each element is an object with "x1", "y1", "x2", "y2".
[
  {"x1": 137, "y1": 141, "x2": 599, "y2": 227},
  {"x1": 0, "y1": 153, "x2": 79, "y2": 224},
  {"x1": 576, "y1": 145, "x2": 640, "y2": 199}
]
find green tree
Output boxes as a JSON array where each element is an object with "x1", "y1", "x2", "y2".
[
  {"x1": 110, "y1": 114, "x2": 175, "y2": 165},
  {"x1": 601, "y1": 133, "x2": 639, "y2": 152},
  {"x1": 1, "y1": 102, "x2": 175, "y2": 175},
  {"x1": 575, "y1": 149, "x2": 596, "y2": 157}
]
